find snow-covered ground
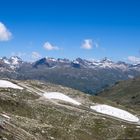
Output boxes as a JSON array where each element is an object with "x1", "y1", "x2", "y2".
[
  {"x1": 0, "y1": 80, "x2": 23, "y2": 89},
  {"x1": 1, "y1": 114, "x2": 10, "y2": 120},
  {"x1": 90, "y1": 104, "x2": 139, "y2": 123},
  {"x1": 43, "y1": 92, "x2": 81, "y2": 105}
]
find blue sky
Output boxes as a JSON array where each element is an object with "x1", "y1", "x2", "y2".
[{"x1": 0, "y1": 0, "x2": 140, "y2": 63}]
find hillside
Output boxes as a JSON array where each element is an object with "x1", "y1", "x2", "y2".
[
  {"x1": 98, "y1": 77, "x2": 140, "y2": 113},
  {"x1": 0, "y1": 79, "x2": 140, "y2": 140}
]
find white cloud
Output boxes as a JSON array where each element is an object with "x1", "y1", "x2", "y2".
[
  {"x1": 43, "y1": 42, "x2": 59, "y2": 51},
  {"x1": 81, "y1": 39, "x2": 99, "y2": 50},
  {"x1": 31, "y1": 51, "x2": 41, "y2": 59},
  {"x1": 127, "y1": 56, "x2": 140, "y2": 64},
  {"x1": 0, "y1": 22, "x2": 12, "y2": 41},
  {"x1": 82, "y1": 39, "x2": 93, "y2": 50}
]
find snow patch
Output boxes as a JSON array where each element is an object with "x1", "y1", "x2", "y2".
[
  {"x1": 0, "y1": 80, "x2": 23, "y2": 89},
  {"x1": 73, "y1": 60, "x2": 80, "y2": 64},
  {"x1": 3, "y1": 59, "x2": 10, "y2": 64},
  {"x1": 43, "y1": 92, "x2": 81, "y2": 105},
  {"x1": 90, "y1": 104, "x2": 139, "y2": 122},
  {"x1": 1, "y1": 114, "x2": 10, "y2": 120}
]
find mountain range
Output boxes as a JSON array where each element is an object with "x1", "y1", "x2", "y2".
[{"x1": 1, "y1": 56, "x2": 140, "y2": 94}]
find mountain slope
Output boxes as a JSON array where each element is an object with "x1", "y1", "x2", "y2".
[
  {"x1": 0, "y1": 79, "x2": 140, "y2": 140},
  {"x1": 98, "y1": 77, "x2": 140, "y2": 113}
]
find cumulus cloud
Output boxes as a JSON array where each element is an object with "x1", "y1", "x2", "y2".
[
  {"x1": 31, "y1": 51, "x2": 41, "y2": 59},
  {"x1": 81, "y1": 39, "x2": 99, "y2": 50},
  {"x1": 43, "y1": 42, "x2": 59, "y2": 51},
  {"x1": 82, "y1": 39, "x2": 93, "y2": 50},
  {"x1": 0, "y1": 22, "x2": 12, "y2": 41},
  {"x1": 128, "y1": 56, "x2": 140, "y2": 64}
]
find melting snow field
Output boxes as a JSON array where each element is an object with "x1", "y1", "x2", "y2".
[
  {"x1": 90, "y1": 104, "x2": 139, "y2": 122},
  {"x1": 0, "y1": 80, "x2": 23, "y2": 89},
  {"x1": 43, "y1": 92, "x2": 81, "y2": 105}
]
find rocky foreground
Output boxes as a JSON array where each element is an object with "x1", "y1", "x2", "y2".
[{"x1": 0, "y1": 79, "x2": 140, "y2": 140}]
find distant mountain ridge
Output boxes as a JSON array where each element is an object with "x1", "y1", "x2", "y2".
[
  {"x1": 1, "y1": 56, "x2": 140, "y2": 70},
  {"x1": 0, "y1": 56, "x2": 22, "y2": 70},
  {"x1": 1, "y1": 56, "x2": 140, "y2": 94},
  {"x1": 33, "y1": 57, "x2": 131, "y2": 69}
]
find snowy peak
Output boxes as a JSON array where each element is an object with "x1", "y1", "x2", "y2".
[
  {"x1": 9, "y1": 56, "x2": 22, "y2": 65},
  {"x1": 1, "y1": 57, "x2": 10, "y2": 64},
  {"x1": 0, "y1": 56, "x2": 23, "y2": 70},
  {"x1": 32, "y1": 57, "x2": 140, "y2": 70},
  {"x1": 71, "y1": 57, "x2": 128, "y2": 70},
  {"x1": 100, "y1": 57, "x2": 112, "y2": 63},
  {"x1": 33, "y1": 57, "x2": 55, "y2": 68},
  {"x1": 1, "y1": 56, "x2": 140, "y2": 72},
  {"x1": 33, "y1": 57, "x2": 71, "y2": 68}
]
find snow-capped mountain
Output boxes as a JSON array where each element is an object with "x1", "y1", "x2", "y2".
[
  {"x1": 0, "y1": 56, "x2": 23, "y2": 70},
  {"x1": 1, "y1": 56, "x2": 140, "y2": 94},
  {"x1": 0, "y1": 56, "x2": 138, "y2": 71},
  {"x1": 33, "y1": 57, "x2": 71, "y2": 68},
  {"x1": 33, "y1": 57, "x2": 131, "y2": 70},
  {"x1": 9, "y1": 56, "x2": 23, "y2": 65}
]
